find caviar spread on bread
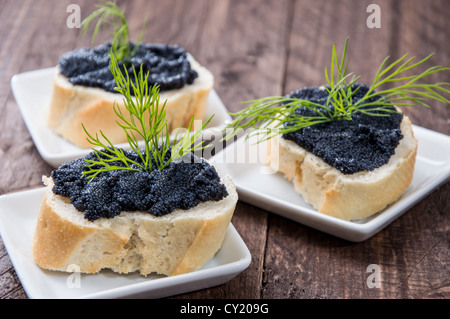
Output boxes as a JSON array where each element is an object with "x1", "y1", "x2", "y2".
[
  {"x1": 47, "y1": 2, "x2": 214, "y2": 148},
  {"x1": 59, "y1": 42, "x2": 199, "y2": 93},
  {"x1": 32, "y1": 158, "x2": 237, "y2": 276},
  {"x1": 51, "y1": 150, "x2": 228, "y2": 221},
  {"x1": 282, "y1": 85, "x2": 403, "y2": 174}
]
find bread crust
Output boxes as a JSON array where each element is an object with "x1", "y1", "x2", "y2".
[
  {"x1": 46, "y1": 56, "x2": 214, "y2": 148},
  {"x1": 32, "y1": 173, "x2": 237, "y2": 276},
  {"x1": 171, "y1": 212, "x2": 231, "y2": 276},
  {"x1": 265, "y1": 115, "x2": 418, "y2": 220},
  {"x1": 32, "y1": 189, "x2": 131, "y2": 273}
]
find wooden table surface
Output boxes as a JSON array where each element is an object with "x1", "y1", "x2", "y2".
[{"x1": 0, "y1": 0, "x2": 448, "y2": 300}]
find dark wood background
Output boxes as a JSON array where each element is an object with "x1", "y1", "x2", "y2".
[{"x1": 0, "y1": 0, "x2": 448, "y2": 299}]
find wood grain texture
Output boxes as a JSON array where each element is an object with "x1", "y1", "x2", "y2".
[{"x1": 0, "y1": 0, "x2": 448, "y2": 299}]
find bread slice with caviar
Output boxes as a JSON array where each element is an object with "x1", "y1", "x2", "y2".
[
  {"x1": 32, "y1": 167, "x2": 237, "y2": 276},
  {"x1": 225, "y1": 38, "x2": 449, "y2": 221},
  {"x1": 47, "y1": 44, "x2": 213, "y2": 148},
  {"x1": 265, "y1": 105, "x2": 417, "y2": 220},
  {"x1": 46, "y1": 3, "x2": 214, "y2": 148}
]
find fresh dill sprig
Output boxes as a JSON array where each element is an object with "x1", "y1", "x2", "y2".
[
  {"x1": 82, "y1": 52, "x2": 212, "y2": 181},
  {"x1": 80, "y1": 0, "x2": 145, "y2": 61},
  {"x1": 224, "y1": 37, "x2": 450, "y2": 141},
  {"x1": 222, "y1": 96, "x2": 331, "y2": 142}
]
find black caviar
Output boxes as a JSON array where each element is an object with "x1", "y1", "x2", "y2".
[
  {"x1": 58, "y1": 42, "x2": 198, "y2": 93},
  {"x1": 51, "y1": 150, "x2": 228, "y2": 221},
  {"x1": 282, "y1": 84, "x2": 403, "y2": 174}
]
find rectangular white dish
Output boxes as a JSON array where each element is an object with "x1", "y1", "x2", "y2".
[{"x1": 209, "y1": 125, "x2": 450, "y2": 242}]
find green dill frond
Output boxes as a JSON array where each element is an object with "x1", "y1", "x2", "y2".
[
  {"x1": 81, "y1": 52, "x2": 212, "y2": 181},
  {"x1": 80, "y1": 0, "x2": 145, "y2": 61},
  {"x1": 224, "y1": 37, "x2": 450, "y2": 142}
]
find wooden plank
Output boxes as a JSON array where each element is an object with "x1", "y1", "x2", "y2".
[
  {"x1": 385, "y1": 0, "x2": 450, "y2": 299},
  {"x1": 262, "y1": 183, "x2": 449, "y2": 299},
  {"x1": 283, "y1": 0, "x2": 398, "y2": 93},
  {"x1": 394, "y1": 0, "x2": 450, "y2": 135}
]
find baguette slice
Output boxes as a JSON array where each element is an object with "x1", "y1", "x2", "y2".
[
  {"x1": 265, "y1": 114, "x2": 418, "y2": 221},
  {"x1": 46, "y1": 56, "x2": 214, "y2": 148},
  {"x1": 32, "y1": 171, "x2": 237, "y2": 276}
]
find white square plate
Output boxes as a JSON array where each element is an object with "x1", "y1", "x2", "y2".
[
  {"x1": 11, "y1": 67, "x2": 232, "y2": 167},
  {"x1": 0, "y1": 187, "x2": 251, "y2": 299},
  {"x1": 209, "y1": 126, "x2": 450, "y2": 242}
]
